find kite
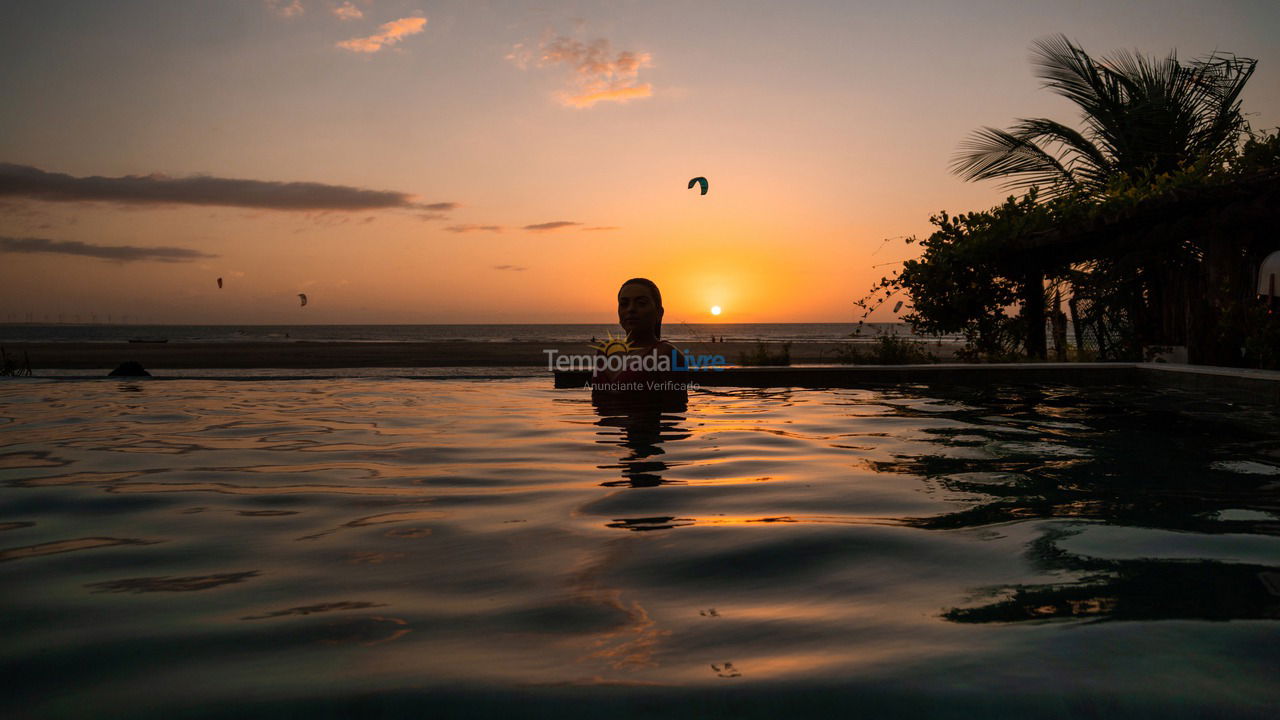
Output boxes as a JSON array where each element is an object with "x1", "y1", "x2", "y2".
[
  {"x1": 217, "y1": 277, "x2": 223, "y2": 289},
  {"x1": 687, "y1": 176, "x2": 708, "y2": 195},
  {"x1": 893, "y1": 300, "x2": 904, "y2": 313},
  {"x1": 298, "y1": 293, "x2": 308, "y2": 307}
]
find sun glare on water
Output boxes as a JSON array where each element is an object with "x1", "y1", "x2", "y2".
[{"x1": 710, "y1": 306, "x2": 722, "y2": 316}]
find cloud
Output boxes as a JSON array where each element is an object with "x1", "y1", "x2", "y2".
[
  {"x1": 338, "y1": 17, "x2": 427, "y2": 53},
  {"x1": 523, "y1": 221, "x2": 581, "y2": 232},
  {"x1": 509, "y1": 35, "x2": 653, "y2": 108},
  {"x1": 0, "y1": 236, "x2": 216, "y2": 263},
  {"x1": 563, "y1": 85, "x2": 652, "y2": 108},
  {"x1": 445, "y1": 224, "x2": 504, "y2": 233},
  {"x1": 266, "y1": 0, "x2": 304, "y2": 18},
  {"x1": 332, "y1": 2, "x2": 362, "y2": 20},
  {"x1": 415, "y1": 202, "x2": 460, "y2": 222},
  {"x1": 581, "y1": 226, "x2": 620, "y2": 232},
  {"x1": 0, "y1": 163, "x2": 450, "y2": 212},
  {"x1": 492, "y1": 264, "x2": 527, "y2": 271}
]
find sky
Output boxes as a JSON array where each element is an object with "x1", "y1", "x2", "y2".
[{"x1": 2, "y1": 0, "x2": 1279, "y2": 325}]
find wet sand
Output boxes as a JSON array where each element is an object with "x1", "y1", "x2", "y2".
[{"x1": 3, "y1": 340, "x2": 960, "y2": 370}]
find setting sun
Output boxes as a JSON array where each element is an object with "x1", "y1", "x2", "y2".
[{"x1": 710, "y1": 305, "x2": 722, "y2": 316}]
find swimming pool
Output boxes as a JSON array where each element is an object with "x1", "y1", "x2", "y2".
[{"x1": 2, "y1": 377, "x2": 1278, "y2": 718}]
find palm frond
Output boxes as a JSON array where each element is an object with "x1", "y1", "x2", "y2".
[
  {"x1": 1007, "y1": 118, "x2": 1110, "y2": 188},
  {"x1": 951, "y1": 126, "x2": 1080, "y2": 197},
  {"x1": 1031, "y1": 35, "x2": 1129, "y2": 139},
  {"x1": 957, "y1": 35, "x2": 1257, "y2": 194},
  {"x1": 1185, "y1": 53, "x2": 1256, "y2": 160}
]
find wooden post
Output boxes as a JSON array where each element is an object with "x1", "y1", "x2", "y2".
[
  {"x1": 1022, "y1": 270, "x2": 1047, "y2": 360},
  {"x1": 1051, "y1": 288, "x2": 1068, "y2": 361},
  {"x1": 1068, "y1": 294, "x2": 1085, "y2": 356}
]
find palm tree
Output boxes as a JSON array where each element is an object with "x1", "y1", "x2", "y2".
[{"x1": 952, "y1": 35, "x2": 1256, "y2": 198}]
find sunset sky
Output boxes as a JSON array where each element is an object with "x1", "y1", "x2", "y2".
[{"x1": 2, "y1": 0, "x2": 1279, "y2": 324}]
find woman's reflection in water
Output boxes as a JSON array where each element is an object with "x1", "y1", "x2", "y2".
[{"x1": 593, "y1": 394, "x2": 691, "y2": 488}]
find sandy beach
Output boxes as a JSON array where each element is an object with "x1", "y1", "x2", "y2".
[{"x1": 2, "y1": 340, "x2": 961, "y2": 370}]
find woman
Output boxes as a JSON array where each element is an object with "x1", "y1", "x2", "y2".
[{"x1": 591, "y1": 278, "x2": 688, "y2": 405}]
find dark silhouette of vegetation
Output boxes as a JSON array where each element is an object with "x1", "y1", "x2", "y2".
[
  {"x1": 952, "y1": 35, "x2": 1255, "y2": 199},
  {"x1": 861, "y1": 34, "x2": 1278, "y2": 367},
  {"x1": 737, "y1": 341, "x2": 791, "y2": 366},
  {"x1": 833, "y1": 335, "x2": 937, "y2": 365},
  {"x1": 0, "y1": 347, "x2": 32, "y2": 376}
]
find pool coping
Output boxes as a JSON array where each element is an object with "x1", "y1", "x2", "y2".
[
  {"x1": 9, "y1": 362, "x2": 1278, "y2": 404},
  {"x1": 554, "y1": 362, "x2": 1280, "y2": 403}
]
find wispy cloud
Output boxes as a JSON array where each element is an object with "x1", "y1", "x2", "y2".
[
  {"x1": 266, "y1": 0, "x2": 304, "y2": 18},
  {"x1": 523, "y1": 220, "x2": 581, "y2": 232},
  {"x1": 445, "y1": 224, "x2": 504, "y2": 233},
  {"x1": 508, "y1": 35, "x2": 653, "y2": 108},
  {"x1": 416, "y1": 203, "x2": 460, "y2": 222},
  {"x1": 492, "y1": 264, "x2": 527, "y2": 271},
  {"x1": 581, "y1": 225, "x2": 620, "y2": 232},
  {"x1": 332, "y1": 2, "x2": 362, "y2": 20},
  {"x1": 338, "y1": 17, "x2": 427, "y2": 53},
  {"x1": 0, "y1": 236, "x2": 216, "y2": 263},
  {"x1": 0, "y1": 163, "x2": 451, "y2": 212}
]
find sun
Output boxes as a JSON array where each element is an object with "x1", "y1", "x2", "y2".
[{"x1": 710, "y1": 305, "x2": 722, "y2": 316}]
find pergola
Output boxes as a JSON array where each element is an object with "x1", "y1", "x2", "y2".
[{"x1": 1005, "y1": 172, "x2": 1280, "y2": 363}]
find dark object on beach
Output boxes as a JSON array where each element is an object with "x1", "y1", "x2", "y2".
[
  {"x1": 687, "y1": 176, "x2": 708, "y2": 195},
  {"x1": 109, "y1": 361, "x2": 150, "y2": 377},
  {"x1": 128, "y1": 337, "x2": 168, "y2": 343},
  {"x1": 0, "y1": 347, "x2": 33, "y2": 377}
]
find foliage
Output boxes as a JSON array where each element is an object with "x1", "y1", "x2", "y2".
[
  {"x1": 856, "y1": 190, "x2": 1086, "y2": 359},
  {"x1": 1219, "y1": 300, "x2": 1280, "y2": 371},
  {"x1": 737, "y1": 341, "x2": 791, "y2": 366},
  {"x1": 833, "y1": 336, "x2": 937, "y2": 365},
  {"x1": 868, "y1": 37, "x2": 1272, "y2": 365},
  {"x1": 952, "y1": 35, "x2": 1256, "y2": 199},
  {"x1": 0, "y1": 347, "x2": 32, "y2": 377},
  {"x1": 1230, "y1": 128, "x2": 1280, "y2": 177}
]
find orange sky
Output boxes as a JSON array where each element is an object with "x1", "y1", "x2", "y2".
[{"x1": 2, "y1": 0, "x2": 1278, "y2": 324}]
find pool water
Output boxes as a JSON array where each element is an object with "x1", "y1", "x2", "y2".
[{"x1": 2, "y1": 378, "x2": 1278, "y2": 718}]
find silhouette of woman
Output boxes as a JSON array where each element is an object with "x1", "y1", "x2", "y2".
[{"x1": 591, "y1": 278, "x2": 688, "y2": 408}]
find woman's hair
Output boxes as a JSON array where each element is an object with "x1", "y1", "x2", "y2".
[{"x1": 620, "y1": 277, "x2": 663, "y2": 339}]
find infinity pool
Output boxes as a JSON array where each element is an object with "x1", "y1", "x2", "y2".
[{"x1": 2, "y1": 378, "x2": 1278, "y2": 718}]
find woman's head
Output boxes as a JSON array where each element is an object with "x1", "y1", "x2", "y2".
[{"x1": 617, "y1": 277, "x2": 663, "y2": 342}]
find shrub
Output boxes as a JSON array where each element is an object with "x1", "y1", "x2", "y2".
[
  {"x1": 834, "y1": 336, "x2": 936, "y2": 365},
  {"x1": 738, "y1": 341, "x2": 791, "y2": 366}
]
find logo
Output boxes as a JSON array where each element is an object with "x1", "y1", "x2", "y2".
[
  {"x1": 544, "y1": 334, "x2": 727, "y2": 374},
  {"x1": 587, "y1": 331, "x2": 635, "y2": 357}
]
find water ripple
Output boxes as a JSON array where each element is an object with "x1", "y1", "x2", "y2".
[{"x1": 2, "y1": 377, "x2": 1278, "y2": 715}]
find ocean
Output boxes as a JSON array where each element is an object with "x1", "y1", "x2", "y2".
[{"x1": 0, "y1": 322, "x2": 941, "y2": 344}]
